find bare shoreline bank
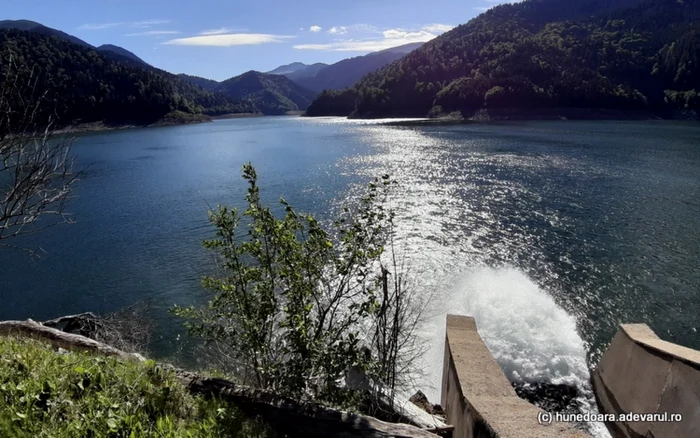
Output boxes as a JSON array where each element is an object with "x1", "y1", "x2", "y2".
[{"x1": 53, "y1": 112, "x2": 266, "y2": 135}]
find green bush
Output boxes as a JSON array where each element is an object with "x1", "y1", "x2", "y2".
[{"x1": 173, "y1": 164, "x2": 425, "y2": 408}]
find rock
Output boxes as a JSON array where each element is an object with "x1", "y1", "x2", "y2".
[
  {"x1": 432, "y1": 404, "x2": 446, "y2": 417},
  {"x1": 409, "y1": 390, "x2": 434, "y2": 414}
]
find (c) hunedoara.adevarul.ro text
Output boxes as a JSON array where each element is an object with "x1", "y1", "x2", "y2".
[{"x1": 537, "y1": 411, "x2": 683, "y2": 425}]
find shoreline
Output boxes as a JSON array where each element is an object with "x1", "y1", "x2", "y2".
[
  {"x1": 53, "y1": 118, "x2": 211, "y2": 135},
  {"x1": 210, "y1": 112, "x2": 264, "y2": 120},
  {"x1": 314, "y1": 108, "x2": 700, "y2": 124},
  {"x1": 53, "y1": 112, "x2": 266, "y2": 135}
]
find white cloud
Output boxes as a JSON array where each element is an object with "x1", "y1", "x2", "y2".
[
  {"x1": 309, "y1": 25, "x2": 322, "y2": 32},
  {"x1": 126, "y1": 30, "x2": 180, "y2": 36},
  {"x1": 328, "y1": 26, "x2": 347, "y2": 35},
  {"x1": 78, "y1": 19, "x2": 171, "y2": 31},
  {"x1": 422, "y1": 23, "x2": 455, "y2": 33},
  {"x1": 131, "y1": 19, "x2": 170, "y2": 28},
  {"x1": 328, "y1": 24, "x2": 379, "y2": 35},
  {"x1": 199, "y1": 27, "x2": 240, "y2": 35},
  {"x1": 163, "y1": 33, "x2": 294, "y2": 47},
  {"x1": 295, "y1": 23, "x2": 453, "y2": 52},
  {"x1": 78, "y1": 22, "x2": 123, "y2": 30}
]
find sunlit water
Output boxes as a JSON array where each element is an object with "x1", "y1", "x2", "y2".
[{"x1": 2, "y1": 117, "x2": 699, "y2": 436}]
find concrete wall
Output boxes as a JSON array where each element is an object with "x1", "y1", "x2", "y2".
[
  {"x1": 441, "y1": 314, "x2": 589, "y2": 438},
  {"x1": 592, "y1": 324, "x2": 700, "y2": 438}
]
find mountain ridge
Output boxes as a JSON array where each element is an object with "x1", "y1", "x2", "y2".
[
  {"x1": 306, "y1": 0, "x2": 700, "y2": 118},
  {"x1": 215, "y1": 70, "x2": 318, "y2": 115},
  {"x1": 291, "y1": 42, "x2": 425, "y2": 93},
  {"x1": 0, "y1": 27, "x2": 256, "y2": 128},
  {"x1": 97, "y1": 44, "x2": 149, "y2": 67},
  {"x1": 0, "y1": 19, "x2": 93, "y2": 48},
  {"x1": 266, "y1": 62, "x2": 329, "y2": 78}
]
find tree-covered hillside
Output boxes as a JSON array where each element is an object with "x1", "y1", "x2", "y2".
[
  {"x1": 177, "y1": 74, "x2": 220, "y2": 92},
  {"x1": 97, "y1": 44, "x2": 149, "y2": 67},
  {"x1": 307, "y1": 0, "x2": 700, "y2": 118},
  {"x1": 0, "y1": 29, "x2": 255, "y2": 127},
  {"x1": 0, "y1": 19, "x2": 93, "y2": 48},
  {"x1": 215, "y1": 71, "x2": 318, "y2": 115}
]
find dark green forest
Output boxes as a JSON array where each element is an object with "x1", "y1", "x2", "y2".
[
  {"x1": 306, "y1": 0, "x2": 700, "y2": 118},
  {"x1": 0, "y1": 29, "x2": 256, "y2": 127},
  {"x1": 214, "y1": 71, "x2": 318, "y2": 115},
  {"x1": 176, "y1": 72, "x2": 318, "y2": 115},
  {"x1": 176, "y1": 74, "x2": 220, "y2": 92}
]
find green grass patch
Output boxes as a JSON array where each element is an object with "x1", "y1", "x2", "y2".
[{"x1": 0, "y1": 337, "x2": 276, "y2": 437}]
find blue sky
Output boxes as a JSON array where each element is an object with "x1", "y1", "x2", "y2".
[{"x1": 5, "y1": 0, "x2": 514, "y2": 81}]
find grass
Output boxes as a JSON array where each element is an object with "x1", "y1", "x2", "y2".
[{"x1": 0, "y1": 336, "x2": 277, "y2": 437}]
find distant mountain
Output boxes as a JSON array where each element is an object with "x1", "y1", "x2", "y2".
[
  {"x1": 0, "y1": 19, "x2": 93, "y2": 48},
  {"x1": 267, "y1": 62, "x2": 329, "y2": 81},
  {"x1": 215, "y1": 71, "x2": 318, "y2": 115},
  {"x1": 293, "y1": 42, "x2": 424, "y2": 92},
  {"x1": 307, "y1": 0, "x2": 700, "y2": 118},
  {"x1": 97, "y1": 44, "x2": 149, "y2": 66},
  {"x1": 177, "y1": 74, "x2": 220, "y2": 91},
  {"x1": 0, "y1": 28, "x2": 256, "y2": 127}
]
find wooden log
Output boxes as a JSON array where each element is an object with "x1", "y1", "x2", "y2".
[
  {"x1": 346, "y1": 367, "x2": 453, "y2": 435},
  {"x1": 40, "y1": 312, "x2": 100, "y2": 327},
  {"x1": 40, "y1": 312, "x2": 104, "y2": 338},
  {"x1": 0, "y1": 319, "x2": 145, "y2": 361},
  {"x1": 172, "y1": 367, "x2": 440, "y2": 438}
]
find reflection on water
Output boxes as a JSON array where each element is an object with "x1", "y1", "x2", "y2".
[
  {"x1": 330, "y1": 120, "x2": 700, "y2": 437},
  {"x1": 2, "y1": 118, "x2": 699, "y2": 437}
]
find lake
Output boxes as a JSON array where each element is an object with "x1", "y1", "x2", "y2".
[{"x1": 1, "y1": 117, "x2": 699, "y2": 434}]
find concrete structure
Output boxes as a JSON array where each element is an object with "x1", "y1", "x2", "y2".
[
  {"x1": 592, "y1": 324, "x2": 700, "y2": 438},
  {"x1": 441, "y1": 315, "x2": 590, "y2": 438}
]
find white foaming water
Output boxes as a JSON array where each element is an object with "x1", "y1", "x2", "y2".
[
  {"x1": 337, "y1": 125, "x2": 612, "y2": 436},
  {"x1": 419, "y1": 266, "x2": 610, "y2": 437}
]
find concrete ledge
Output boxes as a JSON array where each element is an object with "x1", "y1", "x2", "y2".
[
  {"x1": 441, "y1": 315, "x2": 590, "y2": 438},
  {"x1": 592, "y1": 324, "x2": 700, "y2": 438}
]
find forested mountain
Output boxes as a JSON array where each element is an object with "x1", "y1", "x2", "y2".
[
  {"x1": 294, "y1": 43, "x2": 425, "y2": 93},
  {"x1": 177, "y1": 70, "x2": 317, "y2": 115},
  {"x1": 0, "y1": 19, "x2": 92, "y2": 48},
  {"x1": 0, "y1": 28, "x2": 256, "y2": 127},
  {"x1": 214, "y1": 71, "x2": 318, "y2": 115},
  {"x1": 306, "y1": 0, "x2": 700, "y2": 118},
  {"x1": 97, "y1": 44, "x2": 149, "y2": 66},
  {"x1": 177, "y1": 74, "x2": 220, "y2": 91},
  {"x1": 267, "y1": 62, "x2": 328, "y2": 81}
]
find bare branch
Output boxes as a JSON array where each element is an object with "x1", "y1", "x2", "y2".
[{"x1": 0, "y1": 56, "x2": 78, "y2": 249}]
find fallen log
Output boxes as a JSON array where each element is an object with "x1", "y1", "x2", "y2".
[
  {"x1": 1, "y1": 319, "x2": 438, "y2": 437},
  {"x1": 172, "y1": 367, "x2": 440, "y2": 438},
  {"x1": 0, "y1": 319, "x2": 145, "y2": 361},
  {"x1": 346, "y1": 367, "x2": 453, "y2": 435},
  {"x1": 39, "y1": 312, "x2": 104, "y2": 338}
]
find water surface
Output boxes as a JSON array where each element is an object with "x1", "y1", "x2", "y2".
[{"x1": 2, "y1": 117, "x2": 699, "y2": 435}]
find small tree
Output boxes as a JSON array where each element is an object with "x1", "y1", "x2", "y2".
[
  {"x1": 173, "y1": 164, "x2": 425, "y2": 407},
  {"x1": 0, "y1": 58, "x2": 77, "y2": 249}
]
